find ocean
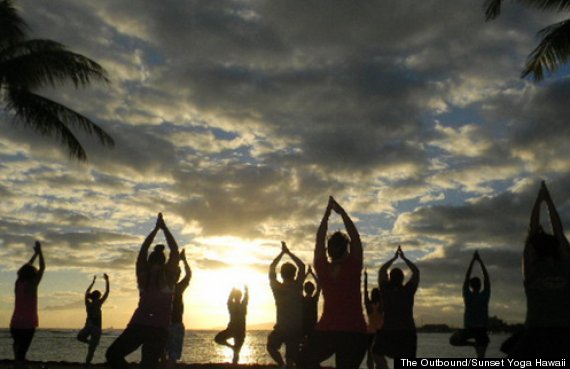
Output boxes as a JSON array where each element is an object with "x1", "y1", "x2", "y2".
[{"x1": 0, "y1": 329, "x2": 509, "y2": 366}]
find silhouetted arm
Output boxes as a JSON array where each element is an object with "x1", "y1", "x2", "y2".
[
  {"x1": 283, "y1": 242, "x2": 306, "y2": 284},
  {"x1": 542, "y1": 182, "x2": 565, "y2": 242},
  {"x1": 364, "y1": 269, "x2": 371, "y2": 306},
  {"x1": 400, "y1": 248, "x2": 419, "y2": 291},
  {"x1": 101, "y1": 273, "x2": 110, "y2": 304},
  {"x1": 35, "y1": 241, "x2": 45, "y2": 285},
  {"x1": 243, "y1": 285, "x2": 249, "y2": 307},
  {"x1": 179, "y1": 249, "x2": 192, "y2": 287},
  {"x1": 307, "y1": 266, "x2": 321, "y2": 297},
  {"x1": 159, "y1": 214, "x2": 180, "y2": 280},
  {"x1": 529, "y1": 184, "x2": 544, "y2": 235},
  {"x1": 477, "y1": 252, "x2": 490, "y2": 294},
  {"x1": 315, "y1": 198, "x2": 333, "y2": 264},
  {"x1": 85, "y1": 275, "x2": 96, "y2": 304},
  {"x1": 378, "y1": 251, "x2": 398, "y2": 286},
  {"x1": 331, "y1": 197, "x2": 362, "y2": 259},
  {"x1": 137, "y1": 215, "x2": 161, "y2": 287},
  {"x1": 464, "y1": 253, "x2": 476, "y2": 294},
  {"x1": 269, "y1": 248, "x2": 285, "y2": 287}
]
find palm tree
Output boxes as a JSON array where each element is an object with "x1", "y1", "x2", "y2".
[
  {"x1": 0, "y1": 0, "x2": 113, "y2": 161},
  {"x1": 485, "y1": 0, "x2": 570, "y2": 81}
]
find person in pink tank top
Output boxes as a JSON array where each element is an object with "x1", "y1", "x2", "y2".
[
  {"x1": 299, "y1": 196, "x2": 368, "y2": 369},
  {"x1": 106, "y1": 213, "x2": 179, "y2": 369},
  {"x1": 10, "y1": 241, "x2": 45, "y2": 369}
]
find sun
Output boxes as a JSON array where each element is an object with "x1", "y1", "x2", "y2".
[{"x1": 184, "y1": 265, "x2": 275, "y2": 329}]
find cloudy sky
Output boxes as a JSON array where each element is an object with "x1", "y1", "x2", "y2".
[{"x1": 1, "y1": 0, "x2": 570, "y2": 330}]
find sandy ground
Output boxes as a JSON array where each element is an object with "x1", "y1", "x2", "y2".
[{"x1": 0, "y1": 361, "x2": 292, "y2": 369}]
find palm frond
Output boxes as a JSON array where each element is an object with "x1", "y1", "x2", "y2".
[
  {"x1": 522, "y1": 19, "x2": 570, "y2": 80},
  {"x1": 0, "y1": 39, "x2": 109, "y2": 90},
  {"x1": 0, "y1": 0, "x2": 27, "y2": 46},
  {"x1": 519, "y1": 0, "x2": 570, "y2": 12},
  {"x1": 6, "y1": 89, "x2": 115, "y2": 160},
  {"x1": 484, "y1": 0, "x2": 503, "y2": 20}
]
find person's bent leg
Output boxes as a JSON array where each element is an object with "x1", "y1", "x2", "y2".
[
  {"x1": 449, "y1": 330, "x2": 472, "y2": 347},
  {"x1": 140, "y1": 326, "x2": 168, "y2": 369},
  {"x1": 267, "y1": 330, "x2": 285, "y2": 366},
  {"x1": 106, "y1": 325, "x2": 144, "y2": 369},
  {"x1": 214, "y1": 329, "x2": 234, "y2": 348},
  {"x1": 335, "y1": 332, "x2": 368, "y2": 369},
  {"x1": 298, "y1": 330, "x2": 335, "y2": 369}
]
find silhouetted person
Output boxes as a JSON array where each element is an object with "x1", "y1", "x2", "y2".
[
  {"x1": 267, "y1": 241, "x2": 305, "y2": 368},
  {"x1": 300, "y1": 197, "x2": 368, "y2": 369},
  {"x1": 11, "y1": 241, "x2": 45, "y2": 369},
  {"x1": 374, "y1": 246, "x2": 419, "y2": 360},
  {"x1": 214, "y1": 285, "x2": 249, "y2": 365},
  {"x1": 302, "y1": 266, "x2": 321, "y2": 342},
  {"x1": 164, "y1": 249, "x2": 191, "y2": 369},
  {"x1": 449, "y1": 251, "x2": 490, "y2": 358},
  {"x1": 77, "y1": 273, "x2": 110, "y2": 368},
  {"x1": 106, "y1": 213, "x2": 179, "y2": 369},
  {"x1": 364, "y1": 270, "x2": 386, "y2": 369},
  {"x1": 504, "y1": 181, "x2": 570, "y2": 358}
]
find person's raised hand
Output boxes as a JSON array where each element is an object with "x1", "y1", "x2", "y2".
[
  {"x1": 156, "y1": 213, "x2": 165, "y2": 229},
  {"x1": 34, "y1": 240, "x2": 42, "y2": 253},
  {"x1": 103, "y1": 273, "x2": 109, "y2": 281}
]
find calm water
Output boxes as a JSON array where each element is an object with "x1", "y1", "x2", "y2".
[{"x1": 0, "y1": 329, "x2": 508, "y2": 366}]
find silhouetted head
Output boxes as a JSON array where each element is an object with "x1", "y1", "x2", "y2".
[
  {"x1": 327, "y1": 231, "x2": 349, "y2": 261},
  {"x1": 528, "y1": 228, "x2": 558, "y2": 258},
  {"x1": 371, "y1": 288, "x2": 381, "y2": 303},
  {"x1": 304, "y1": 281, "x2": 315, "y2": 296},
  {"x1": 280, "y1": 262, "x2": 297, "y2": 281},
  {"x1": 90, "y1": 290, "x2": 102, "y2": 301},
  {"x1": 389, "y1": 268, "x2": 404, "y2": 287},
  {"x1": 231, "y1": 288, "x2": 242, "y2": 301},
  {"x1": 148, "y1": 244, "x2": 166, "y2": 266},
  {"x1": 469, "y1": 277, "x2": 481, "y2": 293},
  {"x1": 17, "y1": 264, "x2": 38, "y2": 281}
]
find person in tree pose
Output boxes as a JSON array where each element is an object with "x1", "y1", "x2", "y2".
[
  {"x1": 503, "y1": 181, "x2": 570, "y2": 357},
  {"x1": 267, "y1": 241, "x2": 306, "y2": 368},
  {"x1": 77, "y1": 273, "x2": 110, "y2": 368},
  {"x1": 374, "y1": 246, "x2": 419, "y2": 360},
  {"x1": 449, "y1": 251, "x2": 490, "y2": 358},
  {"x1": 302, "y1": 266, "x2": 321, "y2": 343},
  {"x1": 300, "y1": 196, "x2": 368, "y2": 369},
  {"x1": 10, "y1": 241, "x2": 45, "y2": 369},
  {"x1": 214, "y1": 285, "x2": 249, "y2": 365},
  {"x1": 106, "y1": 213, "x2": 179, "y2": 369},
  {"x1": 364, "y1": 270, "x2": 386, "y2": 369},
  {"x1": 164, "y1": 249, "x2": 191, "y2": 369}
]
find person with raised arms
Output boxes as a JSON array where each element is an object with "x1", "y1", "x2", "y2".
[
  {"x1": 267, "y1": 241, "x2": 306, "y2": 368},
  {"x1": 10, "y1": 241, "x2": 45, "y2": 369},
  {"x1": 214, "y1": 285, "x2": 249, "y2": 365},
  {"x1": 77, "y1": 273, "x2": 110, "y2": 368},
  {"x1": 106, "y1": 213, "x2": 179, "y2": 369},
  {"x1": 449, "y1": 251, "x2": 490, "y2": 358},
  {"x1": 374, "y1": 245, "x2": 419, "y2": 360},
  {"x1": 300, "y1": 196, "x2": 368, "y2": 369},
  {"x1": 504, "y1": 181, "x2": 570, "y2": 357}
]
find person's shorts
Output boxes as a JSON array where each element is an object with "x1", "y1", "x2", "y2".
[
  {"x1": 373, "y1": 329, "x2": 417, "y2": 358},
  {"x1": 449, "y1": 328, "x2": 490, "y2": 347},
  {"x1": 166, "y1": 322, "x2": 185, "y2": 360}
]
